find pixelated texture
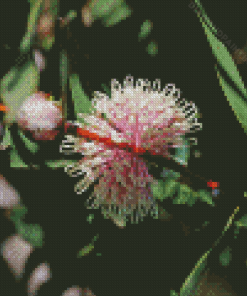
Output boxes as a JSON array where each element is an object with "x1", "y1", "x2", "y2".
[
  {"x1": 69, "y1": 74, "x2": 94, "y2": 120},
  {"x1": 1, "y1": 234, "x2": 34, "y2": 280},
  {"x1": 77, "y1": 234, "x2": 99, "y2": 257},
  {"x1": 219, "y1": 246, "x2": 232, "y2": 267},
  {"x1": 19, "y1": 0, "x2": 43, "y2": 54},
  {"x1": 16, "y1": 92, "x2": 62, "y2": 140},
  {"x1": 0, "y1": 60, "x2": 39, "y2": 124},
  {"x1": 27, "y1": 262, "x2": 52, "y2": 296},
  {"x1": 138, "y1": 20, "x2": 153, "y2": 42},
  {"x1": 16, "y1": 220, "x2": 44, "y2": 248},
  {"x1": 61, "y1": 76, "x2": 202, "y2": 226},
  {"x1": 146, "y1": 41, "x2": 158, "y2": 56},
  {"x1": 102, "y1": 2, "x2": 132, "y2": 27},
  {"x1": 193, "y1": 0, "x2": 247, "y2": 135}
]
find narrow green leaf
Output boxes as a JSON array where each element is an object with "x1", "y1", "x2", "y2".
[
  {"x1": 18, "y1": 129, "x2": 39, "y2": 154},
  {"x1": 180, "y1": 249, "x2": 211, "y2": 296},
  {"x1": 45, "y1": 160, "x2": 78, "y2": 169},
  {"x1": 215, "y1": 65, "x2": 247, "y2": 135},
  {"x1": 193, "y1": 0, "x2": 218, "y2": 35},
  {"x1": 19, "y1": 0, "x2": 43, "y2": 54},
  {"x1": 69, "y1": 74, "x2": 94, "y2": 121},
  {"x1": 77, "y1": 234, "x2": 99, "y2": 257},
  {"x1": 180, "y1": 206, "x2": 239, "y2": 296},
  {"x1": 194, "y1": 2, "x2": 247, "y2": 100}
]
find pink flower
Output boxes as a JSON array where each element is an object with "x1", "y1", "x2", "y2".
[
  {"x1": 17, "y1": 92, "x2": 62, "y2": 141},
  {"x1": 61, "y1": 76, "x2": 202, "y2": 227}
]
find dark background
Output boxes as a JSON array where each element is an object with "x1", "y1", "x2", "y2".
[{"x1": 1, "y1": 0, "x2": 247, "y2": 295}]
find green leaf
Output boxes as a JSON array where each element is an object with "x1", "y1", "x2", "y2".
[
  {"x1": 234, "y1": 214, "x2": 247, "y2": 228},
  {"x1": 10, "y1": 205, "x2": 28, "y2": 223},
  {"x1": 89, "y1": 0, "x2": 124, "y2": 19},
  {"x1": 180, "y1": 206, "x2": 240, "y2": 295},
  {"x1": 1, "y1": 125, "x2": 11, "y2": 148},
  {"x1": 163, "y1": 179, "x2": 180, "y2": 198},
  {"x1": 146, "y1": 41, "x2": 158, "y2": 57},
  {"x1": 77, "y1": 234, "x2": 99, "y2": 257},
  {"x1": 192, "y1": 0, "x2": 218, "y2": 35},
  {"x1": 69, "y1": 74, "x2": 94, "y2": 122},
  {"x1": 173, "y1": 183, "x2": 195, "y2": 206},
  {"x1": 86, "y1": 214, "x2": 94, "y2": 224},
  {"x1": 102, "y1": 2, "x2": 132, "y2": 27},
  {"x1": 16, "y1": 221, "x2": 44, "y2": 248},
  {"x1": 45, "y1": 159, "x2": 78, "y2": 169},
  {"x1": 180, "y1": 250, "x2": 210, "y2": 296},
  {"x1": 219, "y1": 246, "x2": 232, "y2": 267},
  {"x1": 18, "y1": 129, "x2": 39, "y2": 154},
  {"x1": 10, "y1": 144, "x2": 29, "y2": 168},
  {"x1": 138, "y1": 20, "x2": 153, "y2": 41},
  {"x1": 0, "y1": 60, "x2": 40, "y2": 124},
  {"x1": 193, "y1": 0, "x2": 247, "y2": 100},
  {"x1": 101, "y1": 83, "x2": 111, "y2": 98},
  {"x1": 215, "y1": 64, "x2": 247, "y2": 136},
  {"x1": 19, "y1": 0, "x2": 43, "y2": 54},
  {"x1": 197, "y1": 189, "x2": 215, "y2": 206},
  {"x1": 42, "y1": 36, "x2": 55, "y2": 52},
  {"x1": 170, "y1": 290, "x2": 179, "y2": 296}
]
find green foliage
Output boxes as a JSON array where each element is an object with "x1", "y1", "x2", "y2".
[
  {"x1": 77, "y1": 234, "x2": 99, "y2": 257},
  {"x1": 193, "y1": 0, "x2": 247, "y2": 136},
  {"x1": 102, "y1": 2, "x2": 132, "y2": 27},
  {"x1": 151, "y1": 174, "x2": 215, "y2": 207},
  {"x1": 20, "y1": 0, "x2": 43, "y2": 53},
  {"x1": 0, "y1": 60, "x2": 39, "y2": 124},
  {"x1": 180, "y1": 249, "x2": 211, "y2": 296},
  {"x1": 215, "y1": 64, "x2": 247, "y2": 135},
  {"x1": 180, "y1": 207, "x2": 239, "y2": 296},
  {"x1": 138, "y1": 20, "x2": 153, "y2": 41},
  {"x1": 18, "y1": 129, "x2": 39, "y2": 154},
  {"x1": 146, "y1": 41, "x2": 158, "y2": 56},
  {"x1": 69, "y1": 74, "x2": 94, "y2": 122},
  {"x1": 86, "y1": 214, "x2": 94, "y2": 224},
  {"x1": 170, "y1": 290, "x2": 179, "y2": 296},
  {"x1": 45, "y1": 160, "x2": 78, "y2": 169},
  {"x1": 219, "y1": 246, "x2": 232, "y2": 267},
  {"x1": 101, "y1": 83, "x2": 111, "y2": 98},
  {"x1": 16, "y1": 220, "x2": 44, "y2": 248},
  {"x1": 234, "y1": 214, "x2": 247, "y2": 228},
  {"x1": 10, "y1": 205, "x2": 28, "y2": 223},
  {"x1": 89, "y1": 0, "x2": 124, "y2": 19}
]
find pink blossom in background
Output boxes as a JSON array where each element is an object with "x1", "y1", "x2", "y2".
[
  {"x1": 17, "y1": 92, "x2": 63, "y2": 141},
  {"x1": 61, "y1": 76, "x2": 202, "y2": 227}
]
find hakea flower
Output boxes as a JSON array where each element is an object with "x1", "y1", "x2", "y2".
[
  {"x1": 17, "y1": 92, "x2": 63, "y2": 141},
  {"x1": 61, "y1": 76, "x2": 202, "y2": 227}
]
